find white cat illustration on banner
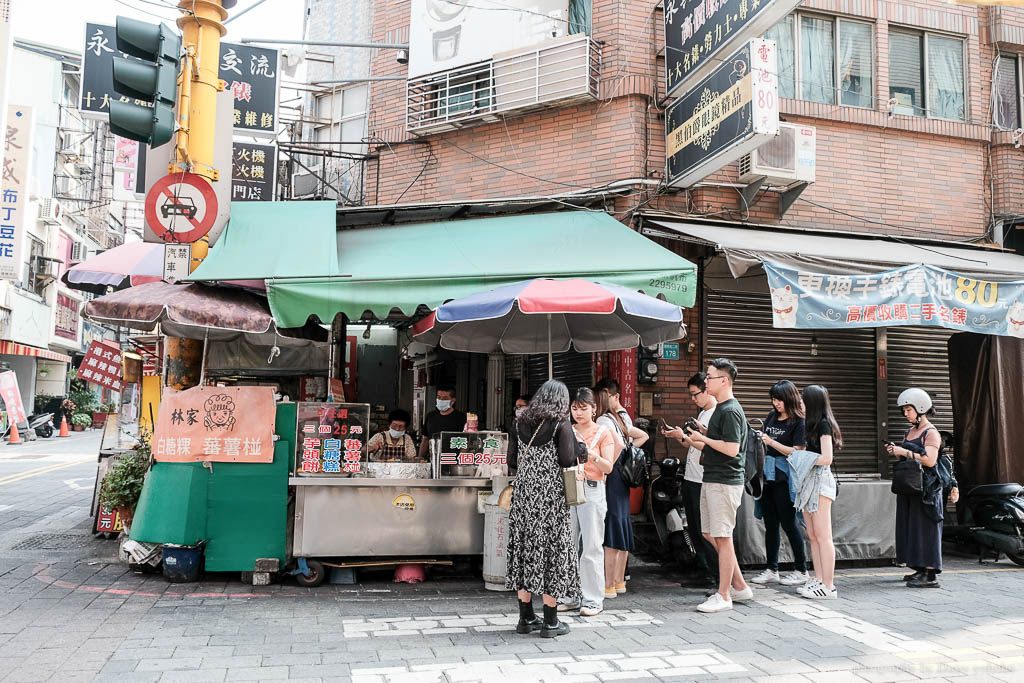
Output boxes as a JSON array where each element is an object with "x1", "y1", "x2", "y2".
[
  {"x1": 771, "y1": 286, "x2": 799, "y2": 328},
  {"x1": 1007, "y1": 300, "x2": 1024, "y2": 338}
]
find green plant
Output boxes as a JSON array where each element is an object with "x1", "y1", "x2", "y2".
[
  {"x1": 71, "y1": 413, "x2": 92, "y2": 427},
  {"x1": 99, "y1": 451, "x2": 150, "y2": 512},
  {"x1": 104, "y1": 401, "x2": 119, "y2": 413},
  {"x1": 68, "y1": 388, "x2": 97, "y2": 413},
  {"x1": 34, "y1": 393, "x2": 57, "y2": 414}
]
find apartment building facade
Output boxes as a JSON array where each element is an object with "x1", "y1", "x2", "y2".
[{"x1": 322, "y1": 0, "x2": 1024, "y2": 475}]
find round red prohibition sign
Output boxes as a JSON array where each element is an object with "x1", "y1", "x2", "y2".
[{"x1": 144, "y1": 172, "x2": 219, "y2": 243}]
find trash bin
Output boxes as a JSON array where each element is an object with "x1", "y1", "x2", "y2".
[
  {"x1": 162, "y1": 543, "x2": 204, "y2": 582},
  {"x1": 483, "y1": 489, "x2": 511, "y2": 591}
]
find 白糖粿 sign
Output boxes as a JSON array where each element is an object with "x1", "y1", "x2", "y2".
[{"x1": 764, "y1": 261, "x2": 1024, "y2": 338}]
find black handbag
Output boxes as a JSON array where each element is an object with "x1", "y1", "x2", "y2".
[
  {"x1": 611, "y1": 420, "x2": 647, "y2": 488},
  {"x1": 891, "y1": 457, "x2": 923, "y2": 496}
]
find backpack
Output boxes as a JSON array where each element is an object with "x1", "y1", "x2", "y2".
[{"x1": 743, "y1": 425, "x2": 766, "y2": 499}]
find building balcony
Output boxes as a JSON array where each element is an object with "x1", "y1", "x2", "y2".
[{"x1": 406, "y1": 34, "x2": 601, "y2": 136}]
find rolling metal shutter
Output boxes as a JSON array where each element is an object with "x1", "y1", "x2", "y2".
[
  {"x1": 885, "y1": 327, "x2": 954, "y2": 444},
  {"x1": 706, "y1": 290, "x2": 879, "y2": 474},
  {"x1": 526, "y1": 351, "x2": 594, "y2": 397}
]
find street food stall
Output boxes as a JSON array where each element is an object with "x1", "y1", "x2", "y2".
[{"x1": 289, "y1": 399, "x2": 508, "y2": 559}]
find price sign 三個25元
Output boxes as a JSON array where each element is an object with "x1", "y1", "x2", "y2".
[{"x1": 295, "y1": 402, "x2": 370, "y2": 475}]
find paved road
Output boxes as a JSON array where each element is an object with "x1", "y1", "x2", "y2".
[{"x1": 1, "y1": 441, "x2": 1023, "y2": 683}]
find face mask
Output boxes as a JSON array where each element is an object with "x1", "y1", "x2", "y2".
[
  {"x1": 437, "y1": 399, "x2": 452, "y2": 411},
  {"x1": 515, "y1": 406, "x2": 526, "y2": 418},
  {"x1": 389, "y1": 428, "x2": 405, "y2": 439}
]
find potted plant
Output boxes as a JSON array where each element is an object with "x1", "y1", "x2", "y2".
[
  {"x1": 92, "y1": 402, "x2": 116, "y2": 427},
  {"x1": 71, "y1": 413, "x2": 92, "y2": 431},
  {"x1": 99, "y1": 449, "x2": 150, "y2": 528}
]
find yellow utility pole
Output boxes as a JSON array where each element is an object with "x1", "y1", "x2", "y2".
[{"x1": 166, "y1": 0, "x2": 228, "y2": 389}]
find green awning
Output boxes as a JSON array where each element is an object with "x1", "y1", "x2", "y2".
[
  {"x1": 264, "y1": 211, "x2": 697, "y2": 328},
  {"x1": 188, "y1": 201, "x2": 338, "y2": 281}
]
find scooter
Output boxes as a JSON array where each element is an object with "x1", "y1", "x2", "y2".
[
  {"x1": 2, "y1": 412, "x2": 55, "y2": 440},
  {"x1": 646, "y1": 456, "x2": 698, "y2": 570},
  {"x1": 940, "y1": 433, "x2": 1024, "y2": 566}
]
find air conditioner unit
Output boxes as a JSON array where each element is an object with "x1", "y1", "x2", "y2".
[
  {"x1": 738, "y1": 123, "x2": 816, "y2": 187},
  {"x1": 38, "y1": 198, "x2": 63, "y2": 225}
]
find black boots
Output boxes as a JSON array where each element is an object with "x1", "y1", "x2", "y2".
[
  {"x1": 906, "y1": 569, "x2": 939, "y2": 588},
  {"x1": 515, "y1": 598, "x2": 543, "y2": 634},
  {"x1": 540, "y1": 604, "x2": 569, "y2": 638},
  {"x1": 903, "y1": 568, "x2": 925, "y2": 582}
]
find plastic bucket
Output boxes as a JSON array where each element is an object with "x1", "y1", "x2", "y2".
[{"x1": 162, "y1": 544, "x2": 203, "y2": 583}]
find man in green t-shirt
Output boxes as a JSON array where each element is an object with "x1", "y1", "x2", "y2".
[{"x1": 685, "y1": 357, "x2": 751, "y2": 613}]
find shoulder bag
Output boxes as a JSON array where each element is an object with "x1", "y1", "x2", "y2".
[
  {"x1": 891, "y1": 457, "x2": 923, "y2": 496},
  {"x1": 611, "y1": 418, "x2": 647, "y2": 489},
  {"x1": 565, "y1": 424, "x2": 602, "y2": 507}
]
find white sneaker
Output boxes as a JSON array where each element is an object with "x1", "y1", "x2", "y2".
[
  {"x1": 556, "y1": 602, "x2": 580, "y2": 613},
  {"x1": 730, "y1": 585, "x2": 754, "y2": 602},
  {"x1": 796, "y1": 579, "x2": 822, "y2": 597},
  {"x1": 780, "y1": 570, "x2": 810, "y2": 586},
  {"x1": 580, "y1": 606, "x2": 603, "y2": 617},
  {"x1": 802, "y1": 583, "x2": 838, "y2": 600},
  {"x1": 696, "y1": 592, "x2": 733, "y2": 613},
  {"x1": 749, "y1": 569, "x2": 779, "y2": 585}
]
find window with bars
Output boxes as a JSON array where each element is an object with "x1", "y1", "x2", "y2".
[
  {"x1": 765, "y1": 13, "x2": 874, "y2": 108},
  {"x1": 993, "y1": 54, "x2": 1021, "y2": 130},
  {"x1": 888, "y1": 29, "x2": 966, "y2": 121}
]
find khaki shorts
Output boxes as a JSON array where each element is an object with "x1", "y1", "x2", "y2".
[{"x1": 700, "y1": 483, "x2": 744, "y2": 538}]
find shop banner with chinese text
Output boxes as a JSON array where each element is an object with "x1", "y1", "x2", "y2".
[
  {"x1": 763, "y1": 261, "x2": 1024, "y2": 338},
  {"x1": 0, "y1": 371, "x2": 26, "y2": 425},
  {"x1": 153, "y1": 386, "x2": 276, "y2": 463},
  {"x1": 295, "y1": 402, "x2": 369, "y2": 475},
  {"x1": 80, "y1": 341, "x2": 124, "y2": 392}
]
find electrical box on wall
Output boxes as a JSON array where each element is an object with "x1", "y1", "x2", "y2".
[{"x1": 638, "y1": 346, "x2": 659, "y2": 384}]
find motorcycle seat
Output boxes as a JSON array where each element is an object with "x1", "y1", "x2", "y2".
[{"x1": 968, "y1": 483, "x2": 1023, "y2": 497}]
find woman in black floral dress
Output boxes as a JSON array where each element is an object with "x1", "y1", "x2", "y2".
[{"x1": 506, "y1": 379, "x2": 581, "y2": 638}]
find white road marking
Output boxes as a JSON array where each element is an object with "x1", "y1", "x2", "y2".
[
  {"x1": 342, "y1": 609, "x2": 663, "y2": 639},
  {"x1": 63, "y1": 478, "x2": 92, "y2": 490}
]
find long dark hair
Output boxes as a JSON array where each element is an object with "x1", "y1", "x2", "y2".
[
  {"x1": 802, "y1": 384, "x2": 843, "y2": 449},
  {"x1": 595, "y1": 388, "x2": 626, "y2": 434},
  {"x1": 518, "y1": 379, "x2": 569, "y2": 429},
  {"x1": 768, "y1": 380, "x2": 805, "y2": 421}
]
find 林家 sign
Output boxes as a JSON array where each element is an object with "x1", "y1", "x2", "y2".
[
  {"x1": 764, "y1": 261, "x2": 1024, "y2": 338},
  {"x1": 665, "y1": 39, "x2": 778, "y2": 188},
  {"x1": 0, "y1": 105, "x2": 32, "y2": 280},
  {"x1": 152, "y1": 386, "x2": 276, "y2": 463},
  {"x1": 231, "y1": 141, "x2": 277, "y2": 201},
  {"x1": 295, "y1": 402, "x2": 369, "y2": 475},
  {"x1": 80, "y1": 24, "x2": 279, "y2": 139},
  {"x1": 664, "y1": 0, "x2": 800, "y2": 98},
  {"x1": 80, "y1": 340, "x2": 124, "y2": 392}
]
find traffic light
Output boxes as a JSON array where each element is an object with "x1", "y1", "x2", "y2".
[{"x1": 109, "y1": 16, "x2": 181, "y2": 147}]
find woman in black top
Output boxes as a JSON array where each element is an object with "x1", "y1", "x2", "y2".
[
  {"x1": 750, "y1": 380, "x2": 809, "y2": 587},
  {"x1": 506, "y1": 379, "x2": 580, "y2": 638},
  {"x1": 799, "y1": 385, "x2": 842, "y2": 600}
]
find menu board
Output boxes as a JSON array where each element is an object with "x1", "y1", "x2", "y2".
[
  {"x1": 295, "y1": 402, "x2": 369, "y2": 476},
  {"x1": 438, "y1": 431, "x2": 508, "y2": 476}
]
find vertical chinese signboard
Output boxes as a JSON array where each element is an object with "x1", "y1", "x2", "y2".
[
  {"x1": 607, "y1": 350, "x2": 638, "y2": 421},
  {"x1": 0, "y1": 370, "x2": 26, "y2": 426},
  {"x1": 665, "y1": 39, "x2": 778, "y2": 188},
  {"x1": 80, "y1": 341, "x2": 124, "y2": 392},
  {"x1": 220, "y1": 43, "x2": 280, "y2": 138},
  {"x1": 0, "y1": 105, "x2": 31, "y2": 280},
  {"x1": 152, "y1": 386, "x2": 276, "y2": 463},
  {"x1": 295, "y1": 402, "x2": 370, "y2": 475},
  {"x1": 55, "y1": 293, "x2": 80, "y2": 341},
  {"x1": 231, "y1": 141, "x2": 277, "y2": 201},
  {"x1": 438, "y1": 431, "x2": 508, "y2": 474},
  {"x1": 664, "y1": 0, "x2": 800, "y2": 97}
]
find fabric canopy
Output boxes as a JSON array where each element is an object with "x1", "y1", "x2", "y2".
[
  {"x1": 0, "y1": 341, "x2": 71, "y2": 363},
  {"x1": 645, "y1": 219, "x2": 1024, "y2": 282},
  {"x1": 62, "y1": 240, "x2": 163, "y2": 294},
  {"x1": 187, "y1": 201, "x2": 338, "y2": 281},
  {"x1": 251, "y1": 211, "x2": 696, "y2": 328}
]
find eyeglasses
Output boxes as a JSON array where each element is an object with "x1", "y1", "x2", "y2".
[{"x1": 688, "y1": 391, "x2": 703, "y2": 398}]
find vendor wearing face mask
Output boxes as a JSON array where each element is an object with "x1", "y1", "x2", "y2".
[
  {"x1": 514, "y1": 394, "x2": 531, "y2": 419},
  {"x1": 367, "y1": 409, "x2": 418, "y2": 462},
  {"x1": 417, "y1": 384, "x2": 467, "y2": 460}
]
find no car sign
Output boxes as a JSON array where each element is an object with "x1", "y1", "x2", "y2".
[{"x1": 144, "y1": 173, "x2": 219, "y2": 244}]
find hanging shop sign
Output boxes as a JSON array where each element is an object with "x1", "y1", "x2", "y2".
[
  {"x1": 666, "y1": 38, "x2": 778, "y2": 188},
  {"x1": 231, "y1": 141, "x2": 277, "y2": 201},
  {"x1": 54, "y1": 293, "x2": 80, "y2": 341},
  {"x1": 295, "y1": 402, "x2": 370, "y2": 475},
  {"x1": 438, "y1": 431, "x2": 508, "y2": 474},
  {"x1": 80, "y1": 340, "x2": 124, "y2": 392},
  {"x1": 220, "y1": 42, "x2": 280, "y2": 138},
  {"x1": 0, "y1": 105, "x2": 32, "y2": 280},
  {"x1": 163, "y1": 244, "x2": 191, "y2": 283},
  {"x1": 664, "y1": 0, "x2": 800, "y2": 98},
  {"x1": 763, "y1": 261, "x2": 1024, "y2": 338},
  {"x1": 152, "y1": 386, "x2": 276, "y2": 463},
  {"x1": 0, "y1": 370, "x2": 26, "y2": 425},
  {"x1": 81, "y1": 23, "x2": 279, "y2": 137}
]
